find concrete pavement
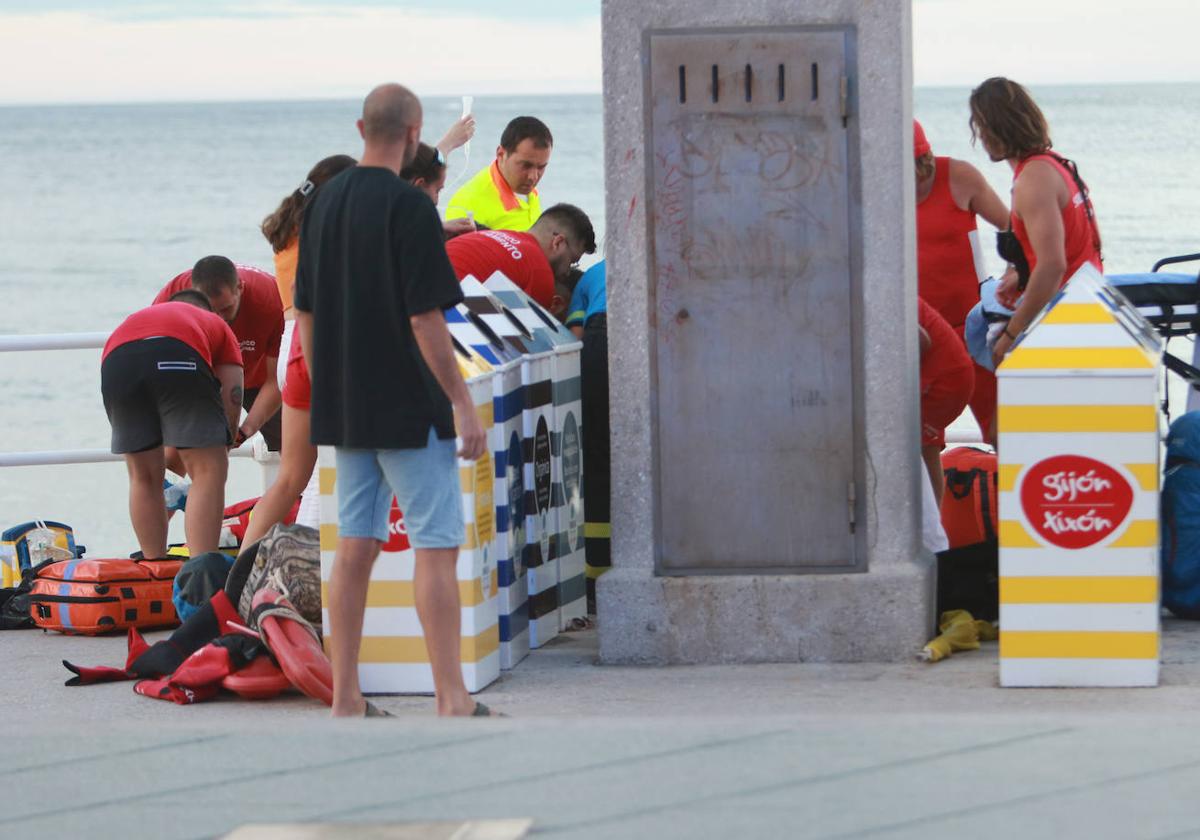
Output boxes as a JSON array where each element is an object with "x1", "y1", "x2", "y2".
[{"x1": 5, "y1": 621, "x2": 1200, "y2": 838}]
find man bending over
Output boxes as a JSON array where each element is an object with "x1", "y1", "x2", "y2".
[
  {"x1": 445, "y1": 203, "x2": 596, "y2": 315},
  {"x1": 101, "y1": 290, "x2": 242, "y2": 557}
]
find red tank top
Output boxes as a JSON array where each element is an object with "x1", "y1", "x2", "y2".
[
  {"x1": 916, "y1": 157, "x2": 981, "y2": 329},
  {"x1": 918, "y1": 297, "x2": 971, "y2": 390},
  {"x1": 1012, "y1": 153, "x2": 1102, "y2": 285}
]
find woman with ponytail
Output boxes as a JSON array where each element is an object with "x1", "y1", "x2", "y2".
[
  {"x1": 242, "y1": 154, "x2": 355, "y2": 549},
  {"x1": 261, "y1": 154, "x2": 357, "y2": 319}
]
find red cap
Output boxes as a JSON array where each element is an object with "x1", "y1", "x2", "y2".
[{"x1": 913, "y1": 119, "x2": 931, "y2": 158}]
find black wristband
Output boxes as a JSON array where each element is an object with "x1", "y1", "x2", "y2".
[{"x1": 1003, "y1": 325, "x2": 1018, "y2": 341}]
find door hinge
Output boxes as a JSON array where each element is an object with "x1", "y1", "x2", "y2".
[
  {"x1": 847, "y1": 480, "x2": 857, "y2": 533},
  {"x1": 839, "y1": 75, "x2": 849, "y2": 127}
]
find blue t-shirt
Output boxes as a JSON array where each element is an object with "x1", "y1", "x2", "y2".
[{"x1": 566, "y1": 260, "x2": 606, "y2": 328}]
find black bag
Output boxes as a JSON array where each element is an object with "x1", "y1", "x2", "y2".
[
  {"x1": 936, "y1": 539, "x2": 999, "y2": 622},
  {"x1": 0, "y1": 585, "x2": 34, "y2": 630}
]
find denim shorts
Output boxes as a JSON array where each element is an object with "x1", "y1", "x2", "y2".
[{"x1": 335, "y1": 427, "x2": 464, "y2": 549}]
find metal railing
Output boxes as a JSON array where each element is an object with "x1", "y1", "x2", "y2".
[
  {"x1": 0, "y1": 331, "x2": 271, "y2": 469},
  {"x1": 0, "y1": 329, "x2": 986, "y2": 471}
]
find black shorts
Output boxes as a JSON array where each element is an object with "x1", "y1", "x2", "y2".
[{"x1": 101, "y1": 338, "x2": 231, "y2": 454}]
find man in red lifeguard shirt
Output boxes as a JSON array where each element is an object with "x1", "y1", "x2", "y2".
[
  {"x1": 153, "y1": 255, "x2": 284, "y2": 451},
  {"x1": 919, "y1": 298, "x2": 974, "y2": 505},
  {"x1": 102, "y1": 290, "x2": 243, "y2": 558},
  {"x1": 915, "y1": 119, "x2": 1008, "y2": 443},
  {"x1": 444, "y1": 203, "x2": 596, "y2": 314},
  {"x1": 968, "y1": 77, "x2": 1103, "y2": 367}
]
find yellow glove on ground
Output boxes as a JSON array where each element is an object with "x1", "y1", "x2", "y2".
[{"x1": 919, "y1": 609, "x2": 997, "y2": 663}]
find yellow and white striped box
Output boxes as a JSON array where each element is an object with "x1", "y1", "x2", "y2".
[
  {"x1": 998, "y1": 265, "x2": 1163, "y2": 687},
  {"x1": 317, "y1": 346, "x2": 500, "y2": 694}
]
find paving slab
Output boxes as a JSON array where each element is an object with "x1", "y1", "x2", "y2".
[
  {"x1": 223, "y1": 820, "x2": 532, "y2": 840},
  {"x1": 5, "y1": 621, "x2": 1200, "y2": 838}
]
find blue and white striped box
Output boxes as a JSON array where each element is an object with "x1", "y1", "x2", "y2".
[
  {"x1": 484, "y1": 270, "x2": 587, "y2": 628},
  {"x1": 460, "y1": 275, "x2": 560, "y2": 648},
  {"x1": 445, "y1": 305, "x2": 530, "y2": 669}
]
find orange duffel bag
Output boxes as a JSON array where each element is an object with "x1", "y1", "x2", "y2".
[
  {"x1": 940, "y1": 446, "x2": 999, "y2": 550},
  {"x1": 29, "y1": 558, "x2": 182, "y2": 635}
]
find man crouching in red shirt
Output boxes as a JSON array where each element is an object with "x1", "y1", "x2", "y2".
[
  {"x1": 919, "y1": 298, "x2": 974, "y2": 505},
  {"x1": 153, "y1": 255, "x2": 285, "y2": 455},
  {"x1": 444, "y1": 203, "x2": 595, "y2": 315},
  {"x1": 101, "y1": 290, "x2": 244, "y2": 558}
]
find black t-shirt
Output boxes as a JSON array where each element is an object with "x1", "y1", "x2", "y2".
[{"x1": 294, "y1": 166, "x2": 465, "y2": 449}]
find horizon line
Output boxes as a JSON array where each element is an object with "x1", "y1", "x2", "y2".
[{"x1": 2, "y1": 79, "x2": 1199, "y2": 109}]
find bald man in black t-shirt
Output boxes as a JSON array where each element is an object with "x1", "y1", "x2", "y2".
[{"x1": 295, "y1": 83, "x2": 493, "y2": 718}]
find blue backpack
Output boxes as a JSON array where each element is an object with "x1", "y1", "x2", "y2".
[{"x1": 1162, "y1": 412, "x2": 1200, "y2": 618}]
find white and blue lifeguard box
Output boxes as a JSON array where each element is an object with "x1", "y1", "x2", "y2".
[
  {"x1": 445, "y1": 303, "x2": 530, "y2": 670},
  {"x1": 459, "y1": 275, "x2": 560, "y2": 648},
  {"x1": 484, "y1": 271, "x2": 588, "y2": 628}
]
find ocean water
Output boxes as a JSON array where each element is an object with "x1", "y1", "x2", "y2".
[{"x1": 1, "y1": 85, "x2": 1197, "y2": 554}]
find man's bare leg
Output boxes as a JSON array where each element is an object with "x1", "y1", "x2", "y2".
[
  {"x1": 329, "y1": 536, "x2": 381, "y2": 717},
  {"x1": 177, "y1": 445, "x2": 229, "y2": 554},
  {"x1": 413, "y1": 546, "x2": 477, "y2": 716},
  {"x1": 125, "y1": 448, "x2": 168, "y2": 559}
]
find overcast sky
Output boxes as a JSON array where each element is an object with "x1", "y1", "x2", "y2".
[{"x1": 0, "y1": 0, "x2": 1197, "y2": 104}]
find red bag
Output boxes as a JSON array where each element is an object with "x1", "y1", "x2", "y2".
[
  {"x1": 940, "y1": 447, "x2": 999, "y2": 549},
  {"x1": 29, "y1": 558, "x2": 182, "y2": 635},
  {"x1": 222, "y1": 496, "x2": 301, "y2": 546}
]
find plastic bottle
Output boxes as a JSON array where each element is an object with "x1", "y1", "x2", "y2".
[
  {"x1": 27, "y1": 525, "x2": 63, "y2": 565},
  {"x1": 163, "y1": 477, "x2": 191, "y2": 512}
]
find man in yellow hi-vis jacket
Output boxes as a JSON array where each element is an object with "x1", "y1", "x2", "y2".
[{"x1": 445, "y1": 116, "x2": 552, "y2": 232}]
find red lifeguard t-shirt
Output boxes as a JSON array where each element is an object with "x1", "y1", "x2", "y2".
[
  {"x1": 152, "y1": 264, "x2": 283, "y2": 389},
  {"x1": 103, "y1": 302, "x2": 243, "y2": 370},
  {"x1": 444, "y1": 230, "x2": 555, "y2": 308},
  {"x1": 918, "y1": 297, "x2": 971, "y2": 391}
]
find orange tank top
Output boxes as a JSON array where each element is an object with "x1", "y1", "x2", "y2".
[{"x1": 274, "y1": 238, "x2": 298, "y2": 312}]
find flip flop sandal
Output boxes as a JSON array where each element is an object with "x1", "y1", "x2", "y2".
[
  {"x1": 364, "y1": 700, "x2": 393, "y2": 717},
  {"x1": 472, "y1": 701, "x2": 506, "y2": 717}
]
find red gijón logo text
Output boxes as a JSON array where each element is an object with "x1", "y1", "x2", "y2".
[
  {"x1": 1020, "y1": 455, "x2": 1133, "y2": 549},
  {"x1": 384, "y1": 496, "x2": 411, "y2": 553}
]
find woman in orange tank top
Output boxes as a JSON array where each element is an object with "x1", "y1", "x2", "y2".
[
  {"x1": 242, "y1": 155, "x2": 356, "y2": 549},
  {"x1": 261, "y1": 155, "x2": 358, "y2": 320}
]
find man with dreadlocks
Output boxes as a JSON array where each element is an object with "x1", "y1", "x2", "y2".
[{"x1": 968, "y1": 77, "x2": 1104, "y2": 367}]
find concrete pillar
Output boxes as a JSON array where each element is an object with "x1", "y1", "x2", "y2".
[{"x1": 598, "y1": 0, "x2": 933, "y2": 664}]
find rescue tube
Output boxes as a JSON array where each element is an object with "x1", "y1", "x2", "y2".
[
  {"x1": 252, "y1": 588, "x2": 332, "y2": 706},
  {"x1": 222, "y1": 655, "x2": 292, "y2": 700}
]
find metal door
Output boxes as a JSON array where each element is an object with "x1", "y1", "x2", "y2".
[{"x1": 647, "y1": 27, "x2": 862, "y2": 574}]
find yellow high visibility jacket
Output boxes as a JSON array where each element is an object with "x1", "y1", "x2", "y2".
[{"x1": 445, "y1": 161, "x2": 542, "y2": 232}]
